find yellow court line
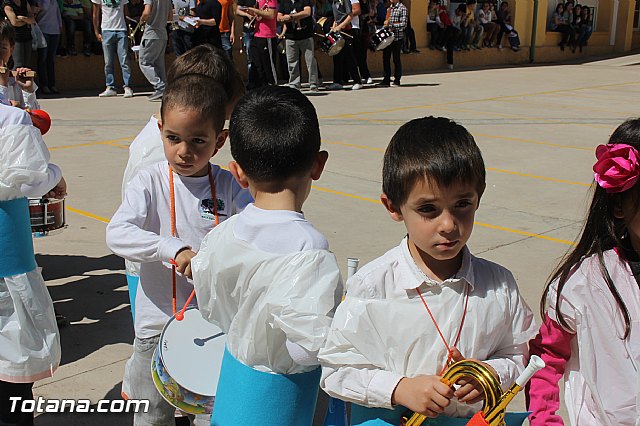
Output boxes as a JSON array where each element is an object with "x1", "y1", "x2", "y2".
[
  {"x1": 49, "y1": 137, "x2": 133, "y2": 151},
  {"x1": 490, "y1": 97, "x2": 634, "y2": 117},
  {"x1": 312, "y1": 185, "x2": 575, "y2": 245},
  {"x1": 323, "y1": 139, "x2": 592, "y2": 187},
  {"x1": 319, "y1": 81, "x2": 640, "y2": 119},
  {"x1": 486, "y1": 168, "x2": 591, "y2": 187},
  {"x1": 473, "y1": 133, "x2": 593, "y2": 151},
  {"x1": 66, "y1": 206, "x2": 110, "y2": 224},
  {"x1": 64, "y1": 185, "x2": 574, "y2": 245}
]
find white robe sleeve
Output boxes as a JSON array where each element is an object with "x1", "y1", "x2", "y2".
[{"x1": 106, "y1": 172, "x2": 189, "y2": 263}]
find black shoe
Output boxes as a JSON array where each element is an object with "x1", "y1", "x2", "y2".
[
  {"x1": 49, "y1": 86, "x2": 60, "y2": 94},
  {"x1": 55, "y1": 311, "x2": 68, "y2": 328},
  {"x1": 68, "y1": 47, "x2": 77, "y2": 56},
  {"x1": 411, "y1": 49, "x2": 420, "y2": 54},
  {"x1": 376, "y1": 81, "x2": 390, "y2": 87}
]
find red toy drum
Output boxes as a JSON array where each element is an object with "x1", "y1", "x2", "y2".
[{"x1": 28, "y1": 197, "x2": 66, "y2": 235}]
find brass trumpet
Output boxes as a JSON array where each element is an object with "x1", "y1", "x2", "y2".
[{"x1": 402, "y1": 355, "x2": 545, "y2": 426}]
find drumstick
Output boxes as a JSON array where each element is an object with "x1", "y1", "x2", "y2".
[{"x1": 0, "y1": 66, "x2": 36, "y2": 78}]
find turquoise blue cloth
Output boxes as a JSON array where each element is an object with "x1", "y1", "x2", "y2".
[
  {"x1": 125, "y1": 274, "x2": 138, "y2": 320},
  {"x1": 0, "y1": 198, "x2": 36, "y2": 278},
  {"x1": 324, "y1": 398, "x2": 348, "y2": 426},
  {"x1": 211, "y1": 348, "x2": 321, "y2": 426},
  {"x1": 350, "y1": 404, "x2": 530, "y2": 426}
]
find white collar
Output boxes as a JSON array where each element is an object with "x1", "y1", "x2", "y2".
[{"x1": 398, "y1": 236, "x2": 475, "y2": 291}]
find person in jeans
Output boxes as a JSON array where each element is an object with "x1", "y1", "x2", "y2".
[
  {"x1": 139, "y1": 0, "x2": 171, "y2": 101},
  {"x1": 62, "y1": 0, "x2": 93, "y2": 56},
  {"x1": 92, "y1": 0, "x2": 134, "y2": 97},
  {"x1": 3, "y1": 0, "x2": 35, "y2": 68},
  {"x1": 277, "y1": 0, "x2": 318, "y2": 90},
  {"x1": 218, "y1": 0, "x2": 234, "y2": 58},
  {"x1": 171, "y1": 0, "x2": 195, "y2": 55},
  {"x1": 376, "y1": 0, "x2": 406, "y2": 87},
  {"x1": 36, "y1": 0, "x2": 62, "y2": 94}
]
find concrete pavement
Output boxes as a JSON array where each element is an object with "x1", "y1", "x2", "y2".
[{"x1": 29, "y1": 53, "x2": 640, "y2": 424}]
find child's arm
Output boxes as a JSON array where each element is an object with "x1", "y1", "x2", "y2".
[
  {"x1": 20, "y1": 163, "x2": 64, "y2": 198},
  {"x1": 525, "y1": 315, "x2": 572, "y2": 426},
  {"x1": 106, "y1": 172, "x2": 190, "y2": 264}
]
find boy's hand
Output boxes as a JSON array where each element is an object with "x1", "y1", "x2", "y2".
[
  {"x1": 14, "y1": 68, "x2": 35, "y2": 92},
  {"x1": 174, "y1": 248, "x2": 196, "y2": 278},
  {"x1": 47, "y1": 176, "x2": 67, "y2": 199},
  {"x1": 392, "y1": 375, "x2": 453, "y2": 418},
  {"x1": 453, "y1": 361, "x2": 498, "y2": 404}
]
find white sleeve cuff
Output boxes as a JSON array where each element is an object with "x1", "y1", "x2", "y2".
[
  {"x1": 366, "y1": 370, "x2": 404, "y2": 408},
  {"x1": 158, "y1": 237, "x2": 190, "y2": 262}
]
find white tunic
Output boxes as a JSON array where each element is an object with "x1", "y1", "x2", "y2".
[
  {"x1": 0, "y1": 124, "x2": 61, "y2": 382},
  {"x1": 106, "y1": 161, "x2": 252, "y2": 338},
  {"x1": 192, "y1": 214, "x2": 343, "y2": 374},
  {"x1": 318, "y1": 237, "x2": 537, "y2": 417},
  {"x1": 546, "y1": 250, "x2": 640, "y2": 425}
]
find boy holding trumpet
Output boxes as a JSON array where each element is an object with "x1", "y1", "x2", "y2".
[{"x1": 318, "y1": 116, "x2": 537, "y2": 425}]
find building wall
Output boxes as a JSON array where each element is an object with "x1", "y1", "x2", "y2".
[{"x1": 48, "y1": 0, "x2": 640, "y2": 91}]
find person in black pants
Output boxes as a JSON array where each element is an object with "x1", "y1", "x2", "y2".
[
  {"x1": 376, "y1": 0, "x2": 406, "y2": 87},
  {"x1": 328, "y1": 0, "x2": 362, "y2": 90}
]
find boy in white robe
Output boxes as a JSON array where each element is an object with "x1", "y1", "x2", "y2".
[
  {"x1": 192, "y1": 86, "x2": 343, "y2": 426},
  {"x1": 318, "y1": 116, "x2": 537, "y2": 425}
]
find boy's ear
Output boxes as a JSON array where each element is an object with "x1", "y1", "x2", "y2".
[
  {"x1": 310, "y1": 150, "x2": 329, "y2": 181},
  {"x1": 228, "y1": 161, "x2": 250, "y2": 189},
  {"x1": 157, "y1": 118, "x2": 163, "y2": 132},
  {"x1": 216, "y1": 129, "x2": 229, "y2": 150},
  {"x1": 381, "y1": 193, "x2": 403, "y2": 222}
]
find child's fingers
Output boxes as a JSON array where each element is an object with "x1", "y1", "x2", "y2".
[{"x1": 184, "y1": 263, "x2": 193, "y2": 279}]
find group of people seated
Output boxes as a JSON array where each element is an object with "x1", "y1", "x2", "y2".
[
  {"x1": 427, "y1": 0, "x2": 519, "y2": 53},
  {"x1": 550, "y1": 0, "x2": 592, "y2": 52}
]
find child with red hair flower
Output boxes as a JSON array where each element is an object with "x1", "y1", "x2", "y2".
[{"x1": 526, "y1": 118, "x2": 640, "y2": 426}]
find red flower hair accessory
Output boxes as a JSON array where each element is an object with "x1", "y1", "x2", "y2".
[{"x1": 593, "y1": 143, "x2": 640, "y2": 193}]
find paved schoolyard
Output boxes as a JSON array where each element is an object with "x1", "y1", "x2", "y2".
[{"x1": 30, "y1": 53, "x2": 640, "y2": 424}]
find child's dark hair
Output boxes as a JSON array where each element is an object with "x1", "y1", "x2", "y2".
[
  {"x1": 160, "y1": 74, "x2": 227, "y2": 133},
  {"x1": 542, "y1": 118, "x2": 640, "y2": 339},
  {"x1": 382, "y1": 116, "x2": 486, "y2": 208},
  {"x1": 229, "y1": 86, "x2": 321, "y2": 192},
  {"x1": 166, "y1": 45, "x2": 245, "y2": 106},
  {"x1": 0, "y1": 21, "x2": 16, "y2": 70}
]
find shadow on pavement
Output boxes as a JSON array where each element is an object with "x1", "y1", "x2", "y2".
[
  {"x1": 36, "y1": 254, "x2": 134, "y2": 366},
  {"x1": 34, "y1": 382, "x2": 133, "y2": 425}
]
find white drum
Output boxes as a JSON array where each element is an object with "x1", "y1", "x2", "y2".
[{"x1": 151, "y1": 308, "x2": 226, "y2": 414}]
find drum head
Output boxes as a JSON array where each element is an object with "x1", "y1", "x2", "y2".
[{"x1": 160, "y1": 308, "x2": 226, "y2": 396}]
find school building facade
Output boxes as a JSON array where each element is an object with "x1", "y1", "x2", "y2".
[{"x1": 55, "y1": 0, "x2": 640, "y2": 91}]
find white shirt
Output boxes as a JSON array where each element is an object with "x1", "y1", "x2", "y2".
[
  {"x1": 192, "y1": 214, "x2": 343, "y2": 374},
  {"x1": 106, "y1": 161, "x2": 252, "y2": 338},
  {"x1": 477, "y1": 8, "x2": 494, "y2": 24},
  {"x1": 173, "y1": 0, "x2": 196, "y2": 30},
  {"x1": 350, "y1": 0, "x2": 359, "y2": 29},
  {"x1": 546, "y1": 250, "x2": 640, "y2": 426},
  {"x1": 92, "y1": 0, "x2": 129, "y2": 31},
  {"x1": 0, "y1": 79, "x2": 40, "y2": 111},
  {"x1": 0, "y1": 102, "x2": 32, "y2": 127},
  {"x1": 121, "y1": 115, "x2": 164, "y2": 277},
  {"x1": 0, "y1": 105, "x2": 60, "y2": 198},
  {"x1": 318, "y1": 237, "x2": 537, "y2": 416},
  {"x1": 233, "y1": 203, "x2": 329, "y2": 254}
]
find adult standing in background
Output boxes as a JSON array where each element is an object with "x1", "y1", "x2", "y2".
[
  {"x1": 277, "y1": 0, "x2": 318, "y2": 90},
  {"x1": 328, "y1": 0, "x2": 362, "y2": 90},
  {"x1": 3, "y1": 0, "x2": 35, "y2": 67},
  {"x1": 92, "y1": 0, "x2": 134, "y2": 97},
  {"x1": 171, "y1": 0, "x2": 194, "y2": 55},
  {"x1": 192, "y1": 0, "x2": 222, "y2": 48},
  {"x1": 139, "y1": 0, "x2": 171, "y2": 101},
  {"x1": 244, "y1": 0, "x2": 277, "y2": 87},
  {"x1": 376, "y1": 0, "x2": 405, "y2": 86},
  {"x1": 218, "y1": 0, "x2": 234, "y2": 58},
  {"x1": 36, "y1": 0, "x2": 63, "y2": 94}
]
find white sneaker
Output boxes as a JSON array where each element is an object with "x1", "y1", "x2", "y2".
[
  {"x1": 366, "y1": 77, "x2": 373, "y2": 84},
  {"x1": 448, "y1": 64, "x2": 454, "y2": 70},
  {"x1": 99, "y1": 87, "x2": 117, "y2": 97},
  {"x1": 351, "y1": 83, "x2": 363, "y2": 91},
  {"x1": 123, "y1": 87, "x2": 134, "y2": 98}
]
